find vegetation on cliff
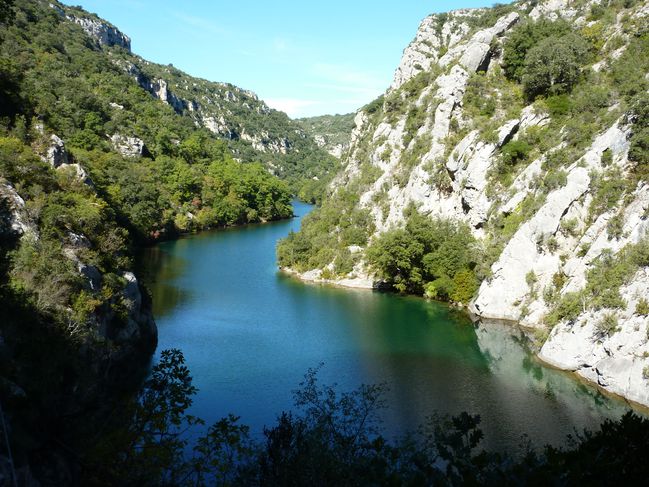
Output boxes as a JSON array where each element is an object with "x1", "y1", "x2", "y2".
[
  {"x1": 277, "y1": 0, "x2": 649, "y2": 310},
  {"x1": 0, "y1": 0, "x2": 309, "y2": 481}
]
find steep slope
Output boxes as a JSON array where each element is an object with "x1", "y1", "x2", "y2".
[
  {"x1": 12, "y1": 1, "x2": 338, "y2": 200},
  {"x1": 278, "y1": 0, "x2": 649, "y2": 406},
  {"x1": 0, "y1": 0, "x2": 311, "y2": 481},
  {"x1": 296, "y1": 113, "x2": 355, "y2": 158}
]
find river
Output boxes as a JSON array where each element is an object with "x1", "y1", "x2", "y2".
[{"x1": 139, "y1": 200, "x2": 632, "y2": 452}]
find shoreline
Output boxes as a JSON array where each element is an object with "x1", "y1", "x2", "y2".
[{"x1": 280, "y1": 266, "x2": 649, "y2": 411}]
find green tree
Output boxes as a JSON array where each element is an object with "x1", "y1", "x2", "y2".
[
  {"x1": 0, "y1": 0, "x2": 14, "y2": 25},
  {"x1": 522, "y1": 34, "x2": 588, "y2": 100},
  {"x1": 502, "y1": 19, "x2": 572, "y2": 81}
]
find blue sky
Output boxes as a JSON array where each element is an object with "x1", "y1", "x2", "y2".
[{"x1": 64, "y1": 1, "x2": 498, "y2": 118}]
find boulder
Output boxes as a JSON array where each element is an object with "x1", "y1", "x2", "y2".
[
  {"x1": 45, "y1": 134, "x2": 69, "y2": 168},
  {"x1": 110, "y1": 134, "x2": 146, "y2": 158}
]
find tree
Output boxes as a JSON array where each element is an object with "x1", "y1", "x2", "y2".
[
  {"x1": 502, "y1": 18, "x2": 572, "y2": 82},
  {"x1": 0, "y1": 0, "x2": 14, "y2": 25},
  {"x1": 522, "y1": 34, "x2": 588, "y2": 100}
]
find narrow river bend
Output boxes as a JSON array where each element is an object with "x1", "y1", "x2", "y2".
[{"x1": 140, "y1": 200, "x2": 631, "y2": 451}]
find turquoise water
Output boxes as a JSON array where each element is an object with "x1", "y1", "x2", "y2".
[{"x1": 140, "y1": 200, "x2": 631, "y2": 452}]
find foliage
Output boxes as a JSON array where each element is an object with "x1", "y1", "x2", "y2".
[
  {"x1": 595, "y1": 312, "x2": 619, "y2": 338},
  {"x1": 0, "y1": 0, "x2": 13, "y2": 25},
  {"x1": 295, "y1": 113, "x2": 355, "y2": 152},
  {"x1": 277, "y1": 188, "x2": 373, "y2": 275},
  {"x1": 589, "y1": 168, "x2": 626, "y2": 220},
  {"x1": 547, "y1": 239, "x2": 649, "y2": 325},
  {"x1": 522, "y1": 33, "x2": 589, "y2": 100},
  {"x1": 502, "y1": 19, "x2": 572, "y2": 82},
  {"x1": 501, "y1": 139, "x2": 531, "y2": 166},
  {"x1": 77, "y1": 351, "x2": 649, "y2": 485},
  {"x1": 366, "y1": 210, "x2": 478, "y2": 301},
  {"x1": 635, "y1": 298, "x2": 649, "y2": 316}
]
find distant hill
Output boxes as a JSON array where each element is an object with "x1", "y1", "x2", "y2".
[{"x1": 296, "y1": 113, "x2": 355, "y2": 159}]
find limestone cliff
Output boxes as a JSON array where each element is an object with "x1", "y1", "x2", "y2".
[
  {"x1": 47, "y1": 0, "x2": 336, "y2": 193},
  {"x1": 283, "y1": 0, "x2": 649, "y2": 406}
]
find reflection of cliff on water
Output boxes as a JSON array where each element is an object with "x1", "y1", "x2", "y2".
[
  {"x1": 137, "y1": 242, "x2": 191, "y2": 318},
  {"x1": 474, "y1": 320, "x2": 630, "y2": 448}
]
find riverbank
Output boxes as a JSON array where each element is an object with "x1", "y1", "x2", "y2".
[
  {"x1": 279, "y1": 266, "x2": 376, "y2": 290},
  {"x1": 280, "y1": 265, "x2": 649, "y2": 410}
]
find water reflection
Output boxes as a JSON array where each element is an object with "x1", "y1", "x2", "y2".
[
  {"x1": 137, "y1": 244, "x2": 191, "y2": 317},
  {"x1": 473, "y1": 320, "x2": 628, "y2": 449},
  {"x1": 141, "y1": 201, "x2": 635, "y2": 453}
]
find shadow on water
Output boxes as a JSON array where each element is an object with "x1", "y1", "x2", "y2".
[
  {"x1": 139, "y1": 200, "x2": 637, "y2": 452},
  {"x1": 137, "y1": 243, "x2": 192, "y2": 318}
]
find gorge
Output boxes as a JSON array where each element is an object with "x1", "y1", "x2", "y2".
[
  {"x1": 141, "y1": 201, "x2": 632, "y2": 452},
  {"x1": 1, "y1": 0, "x2": 649, "y2": 484}
]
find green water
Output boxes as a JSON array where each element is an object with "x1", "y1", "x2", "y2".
[{"x1": 140, "y1": 200, "x2": 631, "y2": 451}]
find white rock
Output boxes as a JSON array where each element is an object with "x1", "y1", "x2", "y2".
[
  {"x1": 110, "y1": 134, "x2": 146, "y2": 158},
  {"x1": 45, "y1": 134, "x2": 69, "y2": 168}
]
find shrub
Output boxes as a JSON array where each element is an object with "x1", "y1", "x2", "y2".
[
  {"x1": 595, "y1": 312, "x2": 619, "y2": 338},
  {"x1": 502, "y1": 19, "x2": 572, "y2": 82},
  {"x1": 522, "y1": 34, "x2": 589, "y2": 100},
  {"x1": 561, "y1": 218, "x2": 579, "y2": 237},
  {"x1": 367, "y1": 211, "x2": 478, "y2": 300},
  {"x1": 544, "y1": 94, "x2": 573, "y2": 116},
  {"x1": 501, "y1": 139, "x2": 531, "y2": 166},
  {"x1": 607, "y1": 213, "x2": 625, "y2": 240},
  {"x1": 635, "y1": 298, "x2": 649, "y2": 316},
  {"x1": 450, "y1": 269, "x2": 479, "y2": 303},
  {"x1": 542, "y1": 170, "x2": 568, "y2": 192},
  {"x1": 526, "y1": 270, "x2": 537, "y2": 287},
  {"x1": 589, "y1": 168, "x2": 626, "y2": 219},
  {"x1": 546, "y1": 291, "x2": 584, "y2": 326}
]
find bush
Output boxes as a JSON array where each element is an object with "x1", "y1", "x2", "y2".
[
  {"x1": 501, "y1": 139, "x2": 531, "y2": 166},
  {"x1": 367, "y1": 211, "x2": 478, "y2": 300},
  {"x1": 522, "y1": 34, "x2": 589, "y2": 100},
  {"x1": 607, "y1": 213, "x2": 625, "y2": 240},
  {"x1": 450, "y1": 269, "x2": 479, "y2": 303},
  {"x1": 635, "y1": 298, "x2": 649, "y2": 316},
  {"x1": 502, "y1": 19, "x2": 573, "y2": 82},
  {"x1": 595, "y1": 312, "x2": 619, "y2": 338}
]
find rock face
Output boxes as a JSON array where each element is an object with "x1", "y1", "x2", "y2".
[
  {"x1": 61, "y1": 10, "x2": 131, "y2": 51},
  {"x1": 41, "y1": 134, "x2": 94, "y2": 186},
  {"x1": 0, "y1": 181, "x2": 37, "y2": 237},
  {"x1": 294, "y1": 0, "x2": 649, "y2": 406},
  {"x1": 110, "y1": 134, "x2": 146, "y2": 158},
  {"x1": 45, "y1": 134, "x2": 69, "y2": 168}
]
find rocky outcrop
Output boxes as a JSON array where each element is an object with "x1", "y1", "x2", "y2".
[
  {"x1": 392, "y1": 10, "x2": 472, "y2": 89},
  {"x1": 540, "y1": 267, "x2": 649, "y2": 407},
  {"x1": 41, "y1": 134, "x2": 94, "y2": 186},
  {"x1": 54, "y1": 3, "x2": 131, "y2": 51},
  {"x1": 241, "y1": 130, "x2": 292, "y2": 154},
  {"x1": 0, "y1": 181, "x2": 37, "y2": 237},
  {"x1": 473, "y1": 122, "x2": 633, "y2": 321},
  {"x1": 110, "y1": 134, "x2": 146, "y2": 158},
  {"x1": 44, "y1": 134, "x2": 69, "y2": 168},
  {"x1": 50, "y1": 2, "x2": 130, "y2": 51},
  {"x1": 296, "y1": 0, "x2": 649, "y2": 407}
]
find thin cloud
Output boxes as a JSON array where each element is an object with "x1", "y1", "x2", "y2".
[
  {"x1": 171, "y1": 12, "x2": 229, "y2": 37},
  {"x1": 312, "y1": 63, "x2": 385, "y2": 90},
  {"x1": 265, "y1": 98, "x2": 319, "y2": 117},
  {"x1": 272, "y1": 38, "x2": 289, "y2": 52}
]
